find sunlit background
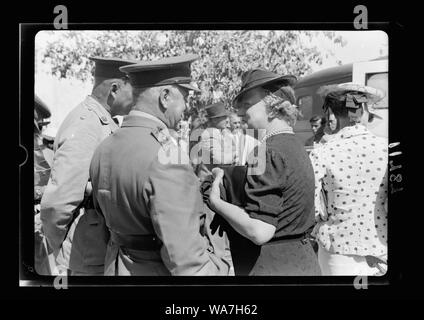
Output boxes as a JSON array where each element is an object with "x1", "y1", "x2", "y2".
[{"x1": 34, "y1": 30, "x2": 388, "y2": 132}]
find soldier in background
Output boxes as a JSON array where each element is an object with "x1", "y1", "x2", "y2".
[
  {"x1": 34, "y1": 95, "x2": 54, "y2": 207},
  {"x1": 40, "y1": 57, "x2": 137, "y2": 275},
  {"x1": 41, "y1": 126, "x2": 57, "y2": 150},
  {"x1": 34, "y1": 94, "x2": 56, "y2": 275}
]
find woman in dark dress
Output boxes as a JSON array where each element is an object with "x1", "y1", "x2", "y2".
[{"x1": 208, "y1": 69, "x2": 321, "y2": 275}]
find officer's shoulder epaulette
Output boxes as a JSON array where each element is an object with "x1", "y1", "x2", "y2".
[
  {"x1": 150, "y1": 126, "x2": 191, "y2": 166},
  {"x1": 75, "y1": 104, "x2": 96, "y2": 122},
  {"x1": 81, "y1": 100, "x2": 110, "y2": 125},
  {"x1": 150, "y1": 126, "x2": 173, "y2": 147}
]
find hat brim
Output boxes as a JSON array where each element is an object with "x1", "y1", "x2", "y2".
[
  {"x1": 318, "y1": 84, "x2": 385, "y2": 120},
  {"x1": 42, "y1": 134, "x2": 55, "y2": 141},
  {"x1": 37, "y1": 121, "x2": 51, "y2": 127},
  {"x1": 233, "y1": 75, "x2": 297, "y2": 107},
  {"x1": 207, "y1": 113, "x2": 229, "y2": 119},
  {"x1": 176, "y1": 83, "x2": 201, "y2": 93},
  {"x1": 367, "y1": 107, "x2": 384, "y2": 119},
  {"x1": 318, "y1": 83, "x2": 385, "y2": 105},
  {"x1": 34, "y1": 95, "x2": 51, "y2": 119}
]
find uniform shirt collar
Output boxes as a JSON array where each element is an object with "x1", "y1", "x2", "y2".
[
  {"x1": 85, "y1": 95, "x2": 116, "y2": 126},
  {"x1": 128, "y1": 110, "x2": 167, "y2": 128},
  {"x1": 126, "y1": 110, "x2": 173, "y2": 139}
]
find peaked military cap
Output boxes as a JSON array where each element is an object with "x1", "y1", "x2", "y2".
[
  {"x1": 119, "y1": 54, "x2": 200, "y2": 92},
  {"x1": 89, "y1": 56, "x2": 138, "y2": 79},
  {"x1": 34, "y1": 94, "x2": 51, "y2": 119},
  {"x1": 233, "y1": 69, "x2": 297, "y2": 105},
  {"x1": 42, "y1": 126, "x2": 57, "y2": 141}
]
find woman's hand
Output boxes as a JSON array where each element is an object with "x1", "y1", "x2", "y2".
[
  {"x1": 207, "y1": 167, "x2": 277, "y2": 245},
  {"x1": 209, "y1": 168, "x2": 224, "y2": 210}
]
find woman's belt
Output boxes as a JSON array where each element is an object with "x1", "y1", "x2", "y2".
[
  {"x1": 110, "y1": 231, "x2": 162, "y2": 251},
  {"x1": 267, "y1": 228, "x2": 314, "y2": 246}
]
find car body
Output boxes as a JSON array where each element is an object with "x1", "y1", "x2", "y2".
[{"x1": 294, "y1": 57, "x2": 388, "y2": 145}]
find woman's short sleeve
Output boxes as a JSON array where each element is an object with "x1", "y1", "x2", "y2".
[{"x1": 244, "y1": 148, "x2": 286, "y2": 227}]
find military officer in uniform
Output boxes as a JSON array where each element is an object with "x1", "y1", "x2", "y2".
[
  {"x1": 41, "y1": 126, "x2": 57, "y2": 150},
  {"x1": 40, "y1": 56, "x2": 137, "y2": 275},
  {"x1": 34, "y1": 94, "x2": 56, "y2": 275},
  {"x1": 89, "y1": 54, "x2": 232, "y2": 275},
  {"x1": 34, "y1": 94, "x2": 54, "y2": 207}
]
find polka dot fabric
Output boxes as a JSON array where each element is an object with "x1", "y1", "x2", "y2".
[{"x1": 309, "y1": 124, "x2": 388, "y2": 258}]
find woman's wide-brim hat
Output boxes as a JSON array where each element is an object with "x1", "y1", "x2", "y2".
[
  {"x1": 233, "y1": 69, "x2": 297, "y2": 105},
  {"x1": 318, "y1": 82, "x2": 385, "y2": 118},
  {"x1": 204, "y1": 102, "x2": 229, "y2": 119}
]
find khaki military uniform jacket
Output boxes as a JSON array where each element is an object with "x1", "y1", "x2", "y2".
[
  {"x1": 89, "y1": 111, "x2": 232, "y2": 275},
  {"x1": 34, "y1": 135, "x2": 55, "y2": 275},
  {"x1": 40, "y1": 96, "x2": 118, "y2": 274}
]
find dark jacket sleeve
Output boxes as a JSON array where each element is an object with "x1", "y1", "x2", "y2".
[
  {"x1": 143, "y1": 153, "x2": 231, "y2": 276},
  {"x1": 244, "y1": 148, "x2": 286, "y2": 227}
]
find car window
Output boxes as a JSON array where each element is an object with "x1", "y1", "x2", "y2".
[
  {"x1": 297, "y1": 95, "x2": 313, "y2": 120},
  {"x1": 366, "y1": 72, "x2": 388, "y2": 109}
]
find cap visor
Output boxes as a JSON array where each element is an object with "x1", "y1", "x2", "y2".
[
  {"x1": 42, "y1": 135, "x2": 55, "y2": 141},
  {"x1": 177, "y1": 83, "x2": 201, "y2": 93}
]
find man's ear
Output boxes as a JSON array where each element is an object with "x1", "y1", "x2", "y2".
[
  {"x1": 159, "y1": 88, "x2": 171, "y2": 110},
  {"x1": 109, "y1": 82, "x2": 120, "y2": 100}
]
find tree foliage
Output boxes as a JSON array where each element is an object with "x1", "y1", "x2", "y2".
[{"x1": 40, "y1": 30, "x2": 345, "y2": 111}]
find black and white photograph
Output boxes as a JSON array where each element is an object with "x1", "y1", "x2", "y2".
[
  {"x1": 30, "y1": 29, "x2": 390, "y2": 279},
  {"x1": 6, "y1": 0, "x2": 421, "y2": 307}
]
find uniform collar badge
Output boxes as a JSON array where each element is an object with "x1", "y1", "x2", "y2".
[{"x1": 152, "y1": 127, "x2": 173, "y2": 146}]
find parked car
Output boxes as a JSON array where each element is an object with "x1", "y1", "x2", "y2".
[{"x1": 294, "y1": 57, "x2": 388, "y2": 145}]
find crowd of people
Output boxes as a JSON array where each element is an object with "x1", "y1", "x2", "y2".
[{"x1": 33, "y1": 52, "x2": 388, "y2": 277}]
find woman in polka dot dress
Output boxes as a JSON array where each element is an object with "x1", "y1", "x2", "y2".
[{"x1": 309, "y1": 83, "x2": 388, "y2": 276}]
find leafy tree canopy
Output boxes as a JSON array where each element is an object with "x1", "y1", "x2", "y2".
[{"x1": 40, "y1": 30, "x2": 346, "y2": 112}]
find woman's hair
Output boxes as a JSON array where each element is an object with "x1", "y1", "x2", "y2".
[
  {"x1": 323, "y1": 95, "x2": 349, "y2": 118},
  {"x1": 263, "y1": 82, "x2": 296, "y2": 104},
  {"x1": 261, "y1": 84, "x2": 301, "y2": 127},
  {"x1": 309, "y1": 115, "x2": 327, "y2": 126},
  {"x1": 323, "y1": 91, "x2": 375, "y2": 127}
]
